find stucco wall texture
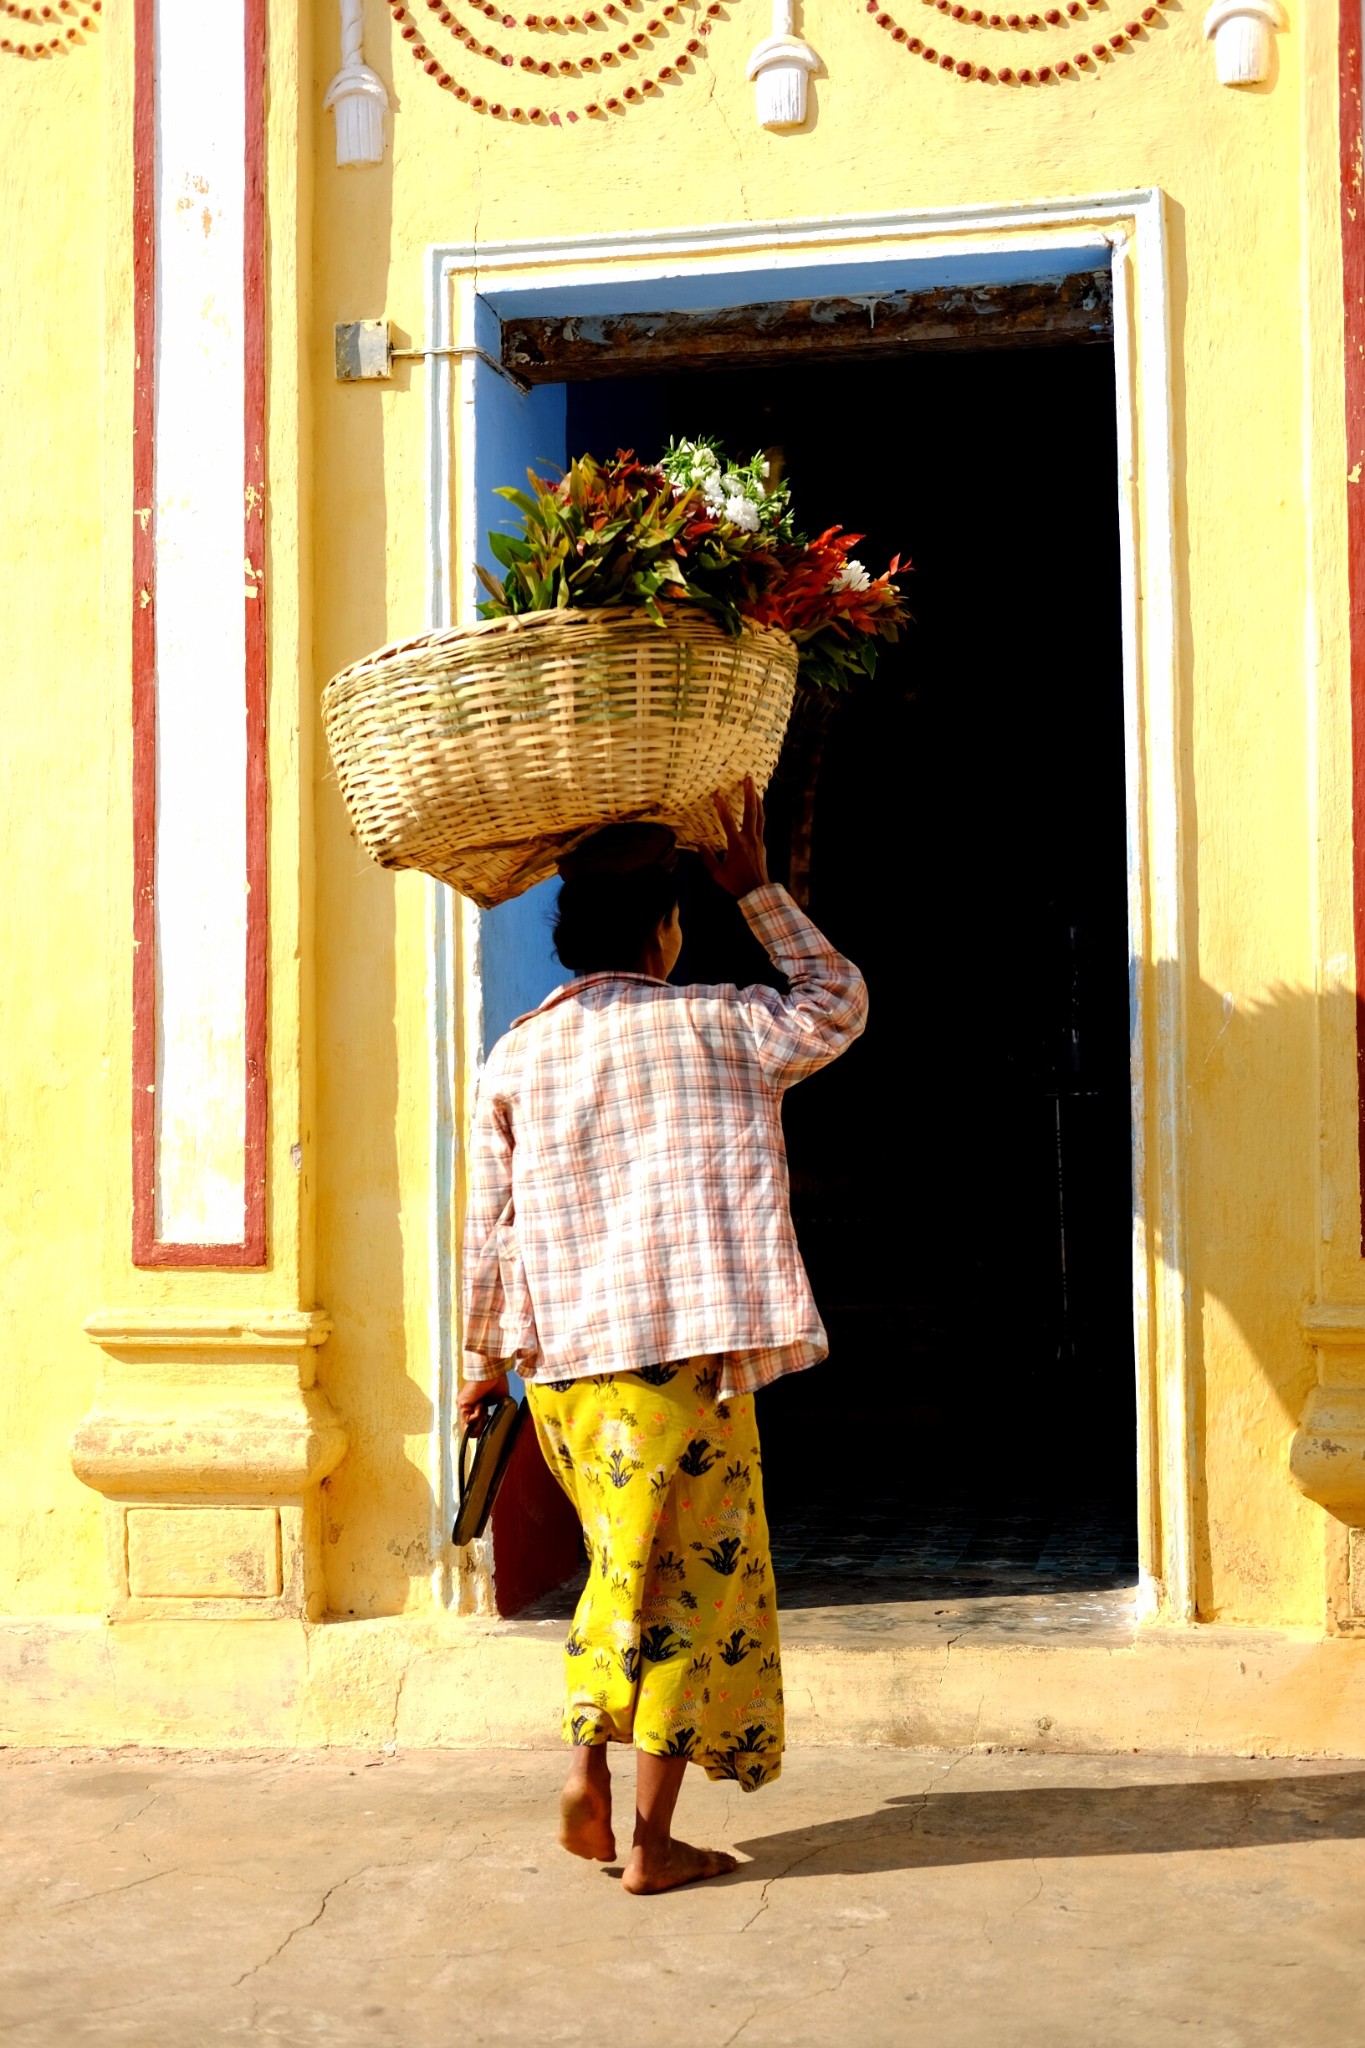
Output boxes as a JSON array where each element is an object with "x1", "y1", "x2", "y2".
[
  {"x1": 2, "y1": 0, "x2": 1362, "y2": 1747},
  {"x1": 2, "y1": 39, "x2": 116, "y2": 1617}
]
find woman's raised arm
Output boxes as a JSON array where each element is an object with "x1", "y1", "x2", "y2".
[{"x1": 707, "y1": 777, "x2": 869, "y2": 1090}]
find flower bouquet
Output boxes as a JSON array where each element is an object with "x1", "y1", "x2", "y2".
[
  {"x1": 323, "y1": 439, "x2": 907, "y2": 908},
  {"x1": 479, "y1": 438, "x2": 907, "y2": 695}
]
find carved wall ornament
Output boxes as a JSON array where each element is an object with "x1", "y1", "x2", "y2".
[
  {"x1": 748, "y1": 0, "x2": 820, "y2": 127},
  {"x1": 1202, "y1": 0, "x2": 1284, "y2": 86},
  {"x1": 375, "y1": 0, "x2": 1185, "y2": 126},
  {"x1": 325, "y1": 0, "x2": 391, "y2": 163}
]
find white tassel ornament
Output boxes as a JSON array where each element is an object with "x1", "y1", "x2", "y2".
[
  {"x1": 747, "y1": 0, "x2": 819, "y2": 129},
  {"x1": 324, "y1": 0, "x2": 390, "y2": 165},
  {"x1": 1202, "y1": 0, "x2": 1285, "y2": 87}
]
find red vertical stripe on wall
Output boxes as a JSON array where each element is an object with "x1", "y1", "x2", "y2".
[
  {"x1": 1343, "y1": 2, "x2": 1365, "y2": 1255},
  {"x1": 130, "y1": 0, "x2": 269, "y2": 1266},
  {"x1": 130, "y1": 0, "x2": 158, "y2": 1264},
  {"x1": 242, "y1": 0, "x2": 269, "y2": 1265}
]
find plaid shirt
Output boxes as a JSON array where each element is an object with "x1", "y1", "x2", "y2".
[{"x1": 462, "y1": 883, "x2": 868, "y2": 1401}]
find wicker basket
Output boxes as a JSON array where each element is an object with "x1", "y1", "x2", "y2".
[{"x1": 322, "y1": 606, "x2": 798, "y2": 908}]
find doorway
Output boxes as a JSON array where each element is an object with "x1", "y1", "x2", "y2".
[{"x1": 563, "y1": 343, "x2": 1138, "y2": 1606}]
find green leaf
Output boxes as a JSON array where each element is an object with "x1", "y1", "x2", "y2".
[{"x1": 488, "y1": 532, "x2": 529, "y2": 570}]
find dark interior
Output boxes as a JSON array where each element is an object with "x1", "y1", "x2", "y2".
[{"x1": 564, "y1": 343, "x2": 1138, "y2": 1602}]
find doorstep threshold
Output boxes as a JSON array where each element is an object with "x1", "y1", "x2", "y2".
[{"x1": 495, "y1": 1579, "x2": 1140, "y2": 1652}]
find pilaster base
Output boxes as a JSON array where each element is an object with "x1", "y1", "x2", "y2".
[
  {"x1": 1290, "y1": 1306, "x2": 1365, "y2": 1532},
  {"x1": 72, "y1": 1310, "x2": 346, "y2": 1622}
]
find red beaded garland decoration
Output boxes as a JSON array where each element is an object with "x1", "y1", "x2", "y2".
[
  {"x1": 388, "y1": 0, "x2": 718, "y2": 117},
  {"x1": 863, "y1": 0, "x2": 1170, "y2": 81},
  {"x1": 424, "y1": 0, "x2": 686, "y2": 78},
  {"x1": 914, "y1": 0, "x2": 1104, "y2": 26},
  {"x1": 448, "y1": 0, "x2": 686, "y2": 32},
  {"x1": 0, "y1": 0, "x2": 99, "y2": 57}
]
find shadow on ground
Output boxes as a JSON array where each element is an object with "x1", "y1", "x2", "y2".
[{"x1": 731, "y1": 1769, "x2": 1365, "y2": 1877}]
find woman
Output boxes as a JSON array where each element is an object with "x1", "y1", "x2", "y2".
[{"x1": 458, "y1": 778, "x2": 867, "y2": 1894}]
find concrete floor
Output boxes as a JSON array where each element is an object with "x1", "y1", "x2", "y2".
[{"x1": 4, "y1": 1745, "x2": 1365, "y2": 2047}]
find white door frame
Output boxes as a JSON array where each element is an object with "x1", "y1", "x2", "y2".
[{"x1": 423, "y1": 192, "x2": 1192, "y2": 1624}]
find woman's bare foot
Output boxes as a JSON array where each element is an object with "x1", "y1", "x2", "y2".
[
  {"x1": 621, "y1": 1748, "x2": 735, "y2": 1892},
  {"x1": 559, "y1": 1783, "x2": 616, "y2": 1861},
  {"x1": 621, "y1": 1837, "x2": 738, "y2": 1894},
  {"x1": 559, "y1": 1747, "x2": 616, "y2": 1862}
]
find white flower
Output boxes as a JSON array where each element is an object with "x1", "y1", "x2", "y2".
[
  {"x1": 723, "y1": 494, "x2": 761, "y2": 532},
  {"x1": 832, "y1": 559, "x2": 871, "y2": 593},
  {"x1": 675, "y1": 442, "x2": 720, "y2": 488}
]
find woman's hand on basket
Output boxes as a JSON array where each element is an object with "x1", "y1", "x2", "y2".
[
  {"x1": 703, "y1": 776, "x2": 770, "y2": 899},
  {"x1": 458, "y1": 1371, "x2": 510, "y2": 1437}
]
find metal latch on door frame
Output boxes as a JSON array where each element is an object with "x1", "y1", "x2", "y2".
[{"x1": 334, "y1": 320, "x2": 531, "y2": 393}]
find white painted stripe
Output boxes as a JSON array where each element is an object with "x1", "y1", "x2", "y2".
[
  {"x1": 442, "y1": 192, "x2": 1155, "y2": 273},
  {"x1": 1107, "y1": 230, "x2": 1154, "y2": 1613},
  {"x1": 152, "y1": 0, "x2": 249, "y2": 1244},
  {"x1": 1134, "y1": 191, "x2": 1196, "y2": 1621}
]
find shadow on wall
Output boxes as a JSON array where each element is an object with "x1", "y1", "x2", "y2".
[
  {"x1": 1145, "y1": 964, "x2": 1355, "y2": 1613},
  {"x1": 1172, "y1": 966, "x2": 1343, "y2": 1359},
  {"x1": 731, "y1": 1768, "x2": 1365, "y2": 1880}
]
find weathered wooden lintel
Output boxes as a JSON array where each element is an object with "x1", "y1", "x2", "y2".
[{"x1": 500, "y1": 271, "x2": 1113, "y2": 384}]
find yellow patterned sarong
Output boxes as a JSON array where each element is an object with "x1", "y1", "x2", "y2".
[{"x1": 526, "y1": 1360, "x2": 783, "y2": 1791}]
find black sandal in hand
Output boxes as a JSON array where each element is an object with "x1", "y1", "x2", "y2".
[{"x1": 452, "y1": 1393, "x2": 529, "y2": 1546}]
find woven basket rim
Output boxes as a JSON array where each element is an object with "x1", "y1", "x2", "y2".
[{"x1": 325, "y1": 605, "x2": 796, "y2": 693}]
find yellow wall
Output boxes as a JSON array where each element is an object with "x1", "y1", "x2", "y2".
[
  {"x1": 308, "y1": 0, "x2": 1340, "y2": 1630},
  {"x1": 1, "y1": 0, "x2": 1361, "y2": 1736},
  {"x1": 0, "y1": 5, "x2": 322, "y2": 1618},
  {"x1": 0, "y1": 35, "x2": 113, "y2": 1614}
]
